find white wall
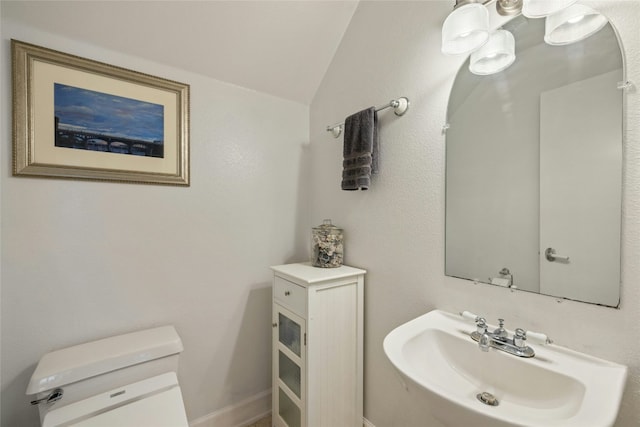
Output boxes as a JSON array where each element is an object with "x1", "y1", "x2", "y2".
[
  {"x1": 0, "y1": 19, "x2": 310, "y2": 427},
  {"x1": 310, "y1": 1, "x2": 640, "y2": 426}
]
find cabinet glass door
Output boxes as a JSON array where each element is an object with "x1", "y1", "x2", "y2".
[
  {"x1": 273, "y1": 305, "x2": 305, "y2": 427},
  {"x1": 279, "y1": 388, "x2": 301, "y2": 427},
  {"x1": 279, "y1": 350, "x2": 301, "y2": 398},
  {"x1": 279, "y1": 312, "x2": 301, "y2": 357}
]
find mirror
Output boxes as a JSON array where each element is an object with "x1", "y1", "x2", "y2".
[{"x1": 445, "y1": 15, "x2": 624, "y2": 307}]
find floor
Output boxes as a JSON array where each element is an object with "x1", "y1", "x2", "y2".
[{"x1": 245, "y1": 415, "x2": 271, "y2": 427}]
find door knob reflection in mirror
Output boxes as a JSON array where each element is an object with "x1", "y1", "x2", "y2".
[{"x1": 545, "y1": 248, "x2": 570, "y2": 263}]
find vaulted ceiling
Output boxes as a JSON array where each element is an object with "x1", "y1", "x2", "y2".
[{"x1": 3, "y1": 1, "x2": 360, "y2": 104}]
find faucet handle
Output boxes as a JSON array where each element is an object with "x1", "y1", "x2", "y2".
[
  {"x1": 476, "y1": 317, "x2": 487, "y2": 334},
  {"x1": 514, "y1": 328, "x2": 552, "y2": 347},
  {"x1": 526, "y1": 330, "x2": 552, "y2": 345},
  {"x1": 514, "y1": 328, "x2": 527, "y2": 348},
  {"x1": 461, "y1": 311, "x2": 481, "y2": 322}
]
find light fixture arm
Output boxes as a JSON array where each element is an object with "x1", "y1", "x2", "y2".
[
  {"x1": 452, "y1": 0, "x2": 523, "y2": 17},
  {"x1": 495, "y1": 0, "x2": 523, "y2": 16}
]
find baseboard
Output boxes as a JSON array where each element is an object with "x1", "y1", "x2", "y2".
[
  {"x1": 189, "y1": 389, "x2": 271, "y2": 427},
  {"x1": 189, "y1": 391, "x2": 374, "y2": 427}
]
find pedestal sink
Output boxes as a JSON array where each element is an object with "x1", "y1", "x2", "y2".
[{"x1": 383, "y1": 310, "x2": 627, "y2": 427}]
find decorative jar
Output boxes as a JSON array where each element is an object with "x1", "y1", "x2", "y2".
[{"x1": 311, "y1": 219, "x2": 343, "y2": 268}]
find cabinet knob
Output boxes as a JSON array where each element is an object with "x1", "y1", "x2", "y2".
[{"x1": 284, "y1": 291, "x2": 291, "y2": 296}]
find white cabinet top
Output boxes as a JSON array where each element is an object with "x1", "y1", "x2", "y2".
[{"x1": 271, "y1": 262, "x2": 366, "y2": 284}]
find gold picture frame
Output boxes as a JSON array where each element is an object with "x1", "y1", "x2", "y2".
[{"x1": 12, "y1": 39, "x2": 190, "y2": 186}]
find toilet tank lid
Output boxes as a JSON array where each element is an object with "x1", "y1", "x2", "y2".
[{"x1": 27, "y1": 326, "x2": 183, "y2": 395}]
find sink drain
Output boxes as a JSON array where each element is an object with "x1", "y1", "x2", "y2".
[{"x1": 477, "y1": 392, "x2": 499, "y2": 407}]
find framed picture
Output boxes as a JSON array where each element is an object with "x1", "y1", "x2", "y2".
[{"x1": 12, "y1": 39, "x2": 190, "y2": 186}]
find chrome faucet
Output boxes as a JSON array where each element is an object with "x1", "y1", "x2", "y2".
[
  {"x1": 471, "y1": 317, "x2": 535, "y2": 358},
  {"x1": 492, "y1": 318, "x2": 508, "y2": 340},
  {"x1": 479, "y1": 330, "x2": 491, "y2": 352}
]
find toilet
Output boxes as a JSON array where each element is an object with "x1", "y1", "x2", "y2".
[{"x1": 26, "y1": 326, "x2": 189, "y2": 427}]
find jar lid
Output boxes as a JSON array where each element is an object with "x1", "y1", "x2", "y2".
[{"x1": 313, "y1": 219, "x2": 342, "y2": 231}]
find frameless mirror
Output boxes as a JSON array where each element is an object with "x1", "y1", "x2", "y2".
[{"x1": 445, "y1": 15, "x2": 624, "y2": 306}]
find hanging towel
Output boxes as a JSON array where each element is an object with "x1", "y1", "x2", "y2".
[{"x1": 341, "y1": 107, "x2": 378, "y2": 191}]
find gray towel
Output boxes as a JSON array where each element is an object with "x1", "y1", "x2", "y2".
[{"x1": 341, "y1": 107, "x2": 378, "y2": 191}]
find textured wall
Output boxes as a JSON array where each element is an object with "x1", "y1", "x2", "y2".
[
  {"x1": 0, "y1": 20, "x2": 310, "y2": 427},
  {"x1": 309, "y1": 1, "x2": 639, "y2": 426}
]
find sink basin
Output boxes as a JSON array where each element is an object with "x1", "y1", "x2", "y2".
[{"x1": 383, "y1": 310, "x2": 627, "y2": 427}]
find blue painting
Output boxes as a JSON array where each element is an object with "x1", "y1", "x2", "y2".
[{"x1": 54, "y1": 83, "x2": 164, "y2": 158}]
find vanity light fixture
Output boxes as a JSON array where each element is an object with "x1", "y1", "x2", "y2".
[
  {"x1": 469, "y1": 29, "x2": 516, "y2": 75},
  {"x1": 442, "y1": 0, "x2": 606, "y2": 74},
  {"x1": 441, "y1": 0, "x2": 490, "y2": 55},
  {"x1": 521, "y1": 0, "x2": 577, "y2": 18},
  {"x1": 544, "y1": 4, "x2": 608, "y2": 45}
]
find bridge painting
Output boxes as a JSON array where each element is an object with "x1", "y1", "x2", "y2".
[{"x1": 54, "y1": 83, "x2": 164, "y2": 158}]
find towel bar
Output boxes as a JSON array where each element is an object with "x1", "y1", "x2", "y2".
[{"x1": 326, "y1": 97, "x2": 410, "y2": 138}]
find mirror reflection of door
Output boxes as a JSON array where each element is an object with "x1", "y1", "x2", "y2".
[{"x1": 539, "y1": 70, "x2": 622, "y2": 306}]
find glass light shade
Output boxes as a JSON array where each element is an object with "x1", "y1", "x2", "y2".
[
  {"x1": 442, "y1": 3, "x2": 490, "y2": 55},
  {"x1": 522, "y1": 0, "x2": 577, "y2": 18},
  {"x1": 544, "y1": 4, "x2": 608, "y2": 45},
  {"x1": 469, "y1": 30, "x2": 515, "y2": 75}
]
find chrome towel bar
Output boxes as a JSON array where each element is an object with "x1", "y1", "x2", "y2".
[{"x1": 326, "y1": 97, "x2": 410, "y2": 138}]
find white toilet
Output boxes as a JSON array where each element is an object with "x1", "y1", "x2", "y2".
[{"x1": 26, "y1": 326, "x2": 189, "y2": 427}]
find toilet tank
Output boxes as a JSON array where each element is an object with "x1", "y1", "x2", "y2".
[{"x1": 27, "y1": 326, "x2": 184, "y2": 424}]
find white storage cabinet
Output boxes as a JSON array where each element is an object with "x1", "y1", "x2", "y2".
[{"x1": 271, "y1": 263, "x2": 365, "y2": 427}]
